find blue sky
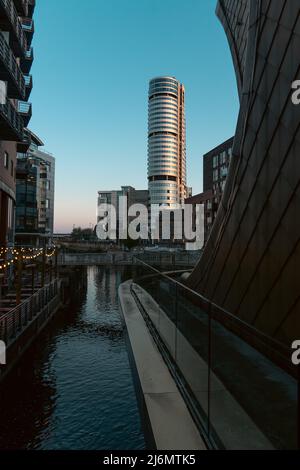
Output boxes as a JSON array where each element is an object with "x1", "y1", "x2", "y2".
[{"x1": 30, "y1": 0, "x2": 239, "y2": 232}]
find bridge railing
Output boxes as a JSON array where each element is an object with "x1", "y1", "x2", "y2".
[{"x1": 58, "y1": 250, "x2": 201, "y2": 267}]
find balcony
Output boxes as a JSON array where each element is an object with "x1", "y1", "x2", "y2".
[
  {"x1": 24, "y1": 73, "x2": 32, "y2": 99},
  {"x1": 17, "y1": 127, "x2": 31, "y2": 153},
  {"x1": 18, "y1": 100, "x2": 31, "y2": 126},
  {"x1": 14, "y1": 0, "x2": 28, "y2": 17},
  {"x1": 20, "y1": 46, "x2": 33, "y2": 74},
  {"x1": 0, "y1": 99, "x2": 23, "y2": 141},
  {"x1": 0, "y1": 0, "x2": 27, "y2": 56},
  {"x1": 0, "y1": 31, "x2": 25, "y2": 99},
  {"x1": 20, "y1": 17, "x2": 34, "y2": 46},
  {"x1": 27, "y1": 0, "x2": 35, "y2": 18}
]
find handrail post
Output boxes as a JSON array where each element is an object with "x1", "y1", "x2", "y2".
[
  {"x1": 31, "y1": 264, "x2": 35, "y2": 295},
  {"x1": 41, "y1": 247, "x2": 46, "y2": 287},
  {"x1": 4, "y1": 317, "x2": 7, "y2": 344},
  {"x1": 16, "y1": 253, "x2": 22, "y2": 306},
  {"x1": 55, "y1": 248, "x2": 58, "y2": 279},
  {"x1": 49, "y1": 259, "x2": 53, "y2": 283}
]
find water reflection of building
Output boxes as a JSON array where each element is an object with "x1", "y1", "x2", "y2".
[{"x1": 16, "y1": 131, "x2": 55, "y2": 247}]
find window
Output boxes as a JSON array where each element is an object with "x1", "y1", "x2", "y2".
[
  {"x1": 4, "y1": 152, "x2": 9, "y2": 169},
  {"x1": 45, "y1": 199, "x2": 50, "y2": 209},
  {"x1": 42, "y1": 180, "x2": 50, "y2": 190},
  {"x1": 213, "y1": 169, "x2": 219, "y2": 182},
  {"x1": 220, "y1": 165, "x2": 228, "y2": 178},
  {"x1": 220, "y1": 151, "x2": 227, "y2": 165},
  {"x1": 213, "y1": 155, "x2": 218, "y2": 168},
  {"x1": 10, "y1": 160, "x2": 14, "y2": 177}
]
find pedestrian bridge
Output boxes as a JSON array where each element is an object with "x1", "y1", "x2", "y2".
[{"x1": 58, "y1": 251, "x2": 201, "y2": 268}]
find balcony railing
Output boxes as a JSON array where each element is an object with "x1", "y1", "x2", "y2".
[
  {"x1": 16, "y1": 127, "x2": 31, "y2": 153},
  {"x1": 0, "y1": 99, "x2": 24, "y2": 141},
  {"x1": 20, "y1": 46, "x2": 33, "y2": 73},
  {"x1": 0, "y1": 0, "x2": 27, "y2": 56},
  {"x1": 0, "y1": 31, "x2": 25, "y2": 99},
  {"x1": 20, "y1": 17, "x2": 34, "y2": 46},
  {"x1": 27, "y1": 0, "x2": 35, "y2": 17},
  {"x1": 13, "y1": 0, "x2": 28, "y2": 17},
  {"x1": 0, "y1": 279, "x2": 59, "y2": 346},
  {"x1": 24, "y1": 73, "x2": 32, "y2": 99},
  {"x1": 131, "y1": 259, "x2": 298, "y2": 449},
  {"x1": 18, "y1": 100, "x2": 31, "y2": 125}
]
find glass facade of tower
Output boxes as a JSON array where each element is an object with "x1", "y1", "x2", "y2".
[{"x1": 148, "y1": 76, "x2": 186, "y2": 207}]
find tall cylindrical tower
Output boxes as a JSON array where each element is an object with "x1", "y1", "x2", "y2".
[{"x1": 148, "y1": 76, "x2": 186, "y2": 207}]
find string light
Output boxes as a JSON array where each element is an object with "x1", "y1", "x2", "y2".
[
  {"x1": 46, "y1": 248, "x2": 56, "y2": 258},
  {"x1": 0, "y1": 246, "x2": 57, "y2": 270},
  {"x1": 0, "y1": 255, "x2": 19, "y2": 270}
]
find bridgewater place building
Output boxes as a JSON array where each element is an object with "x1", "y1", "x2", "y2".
[{"x1": 148, "y1": 76, "x2": 187, "y2": 207}]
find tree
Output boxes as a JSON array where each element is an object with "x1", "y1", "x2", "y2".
[{"x1": 71, "y1": 227, "x2": 94, "y2": 241}]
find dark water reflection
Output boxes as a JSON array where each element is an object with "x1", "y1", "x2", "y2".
[{"x1": 0, "y1": 266, "x2": 145, "y2": 450}]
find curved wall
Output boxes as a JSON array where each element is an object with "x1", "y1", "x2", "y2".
[{"x1": 188, "y1": 0, "x2": 300, "y2": 346}]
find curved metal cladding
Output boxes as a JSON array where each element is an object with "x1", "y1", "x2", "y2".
[
  {"x1": 148, "y1": 77, "x2": 186, "y2": 206},
  {"x1": 188, "y1": 0, "x2": 300, "y2": 346},
  {"x1": 216, "y1": 0, "x2": 250, "y2": 99}
]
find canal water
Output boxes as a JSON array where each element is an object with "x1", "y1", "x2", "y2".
[{"x1": 0, "y1": 266, "x2": 145, "y2": 450}]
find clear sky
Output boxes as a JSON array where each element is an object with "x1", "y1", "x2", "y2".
[{"x1": 30, "y1": 0, "x2": 239, "y2": 233}]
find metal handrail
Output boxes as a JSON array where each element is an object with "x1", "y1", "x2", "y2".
[
  {"x1": 0, "y1": 99, "x2": 24, "y2": 138},
  {"x1": 0, "y1": 279, "x2": 59, "y2": 344},
  {"x1": 1, "y1": 279, "x2": 57, "y2": 318},
  {"x1": 0, "y1": 0, "x2": 27, "y2": 53},
  {"x1": 133, "y1": 257, "x2": 294, "y2": 374},
  {"x1": 14, "y1": 0, "x2": 28, "y2": 16},
  {"x1": 58, "y1": 251, "x2": 201, "y2": 267},
  {"x1": 21, "y1": 17, "x2": 34, "y2": 31},
  {"x1": 0, "y1": 32, "x2": 25, "y2": 99}
]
